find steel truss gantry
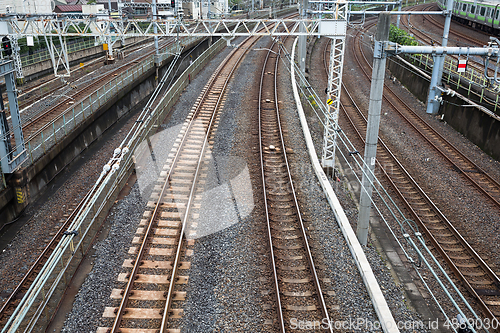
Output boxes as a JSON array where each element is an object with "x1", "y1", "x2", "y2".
[
  {"x1": 322, "y1": 34, "x2": 345, "y2": 169},
  {"x1": 0, "y1": 0, "x2": 388, "y2": 175},
  {"x1": 2, "y1": 15, "x2": 347, "y2": 77},
  {"x1": 2, "y1": 17, "x2": 341, "y2": 38},
  {"x1": 311, "y1": 1, "x2": 347, "y2": 170}
]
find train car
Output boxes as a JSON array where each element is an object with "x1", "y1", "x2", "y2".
[{"x1": 437, "y1": 0, "x2": 500, "y2": 35}]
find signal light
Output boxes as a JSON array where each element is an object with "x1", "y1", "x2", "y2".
[
  {"x1": 171, "y1": 0, "x2": 175, "y2": 8},
  {"x1": 2, "y1": 36, "x2": 12, "y2": 56}
]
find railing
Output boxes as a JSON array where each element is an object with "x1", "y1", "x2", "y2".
[
  {"x1": 1, "y1": 36, "x2": 227, "y2": 333},
  {"x1": 406, "y1": 52, "x2": 500, "y2": 113},
  {"x1": 21, "y1": 35, "x2": 200, "y2": 168},
  {"x1": 1, "y1": 8, "x2": 298, "y2": 330},
  {"x1": 20, "y1": 39, "x2": 97, "y2": 67}
]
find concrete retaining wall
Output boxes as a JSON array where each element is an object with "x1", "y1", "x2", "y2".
[
  {"x1": 440, "y1": 95, "x2": 500, "y2": 160},
  {"x1": 387, "y1": 56, "x2": 500, "y2": 160}
]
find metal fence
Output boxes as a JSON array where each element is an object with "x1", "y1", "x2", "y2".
[
  {"x1": 0, "y1": 35, "x2": 200, "y2": 195},
  {"x1": 20, "y1": 39, "x2": 97, "y2": 67},
  {"x1": 21, "y1": 35, "x2": 200, "y2": 167},
  {"x1": 407, "y1": 52, "x2": 500, "y2": 113},
  {"x1": 1, "y1": 36, "x2": 227, "y2": 333}
]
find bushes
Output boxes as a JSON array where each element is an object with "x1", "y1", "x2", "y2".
[{"x1": 389, "y1": 24, "x2": 419, "y2": 46}]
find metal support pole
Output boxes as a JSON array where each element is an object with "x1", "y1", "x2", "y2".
[
  {"x1": 356, "y1": 13, "x2": 390, "y2": 245},
  {"x1": 298, "y1": 0, "x2": 309, "y2": 74},
  {"x1": 107, "y1": 0, "x2": 114, "y2": 63},
  {"x1": 321, "y1": 0, "x2": 347, "y2": 170},
  {"x1": 396, "y1": 0, "x2": 402, "y2": 28},
  {"x1": 5, "y1": 65, "x2": 25, "y2": 158},
  {"x1": 153, "y1": 0, "x2": 159, "y2": 57},
  {"x1": 118, "y1": 0, "x2": 125, "y2": 45},
  {"x1": 10, "y1": 37, "x2": 24, "y2": 80},
  {"x1": 426, "y1": 0, "x2": 453, "y2": 114}
]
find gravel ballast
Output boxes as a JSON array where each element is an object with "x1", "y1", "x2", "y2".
[{"x1": 60, "y1": 33, "x2": 438, "y2": 333}]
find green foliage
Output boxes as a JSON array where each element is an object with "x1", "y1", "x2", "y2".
[
  {"x1": 307, "y1": 95, "x2": 318, "y2": 108},
  {"x1": 389, "y1": 24, "x2": 419, "y2": 46}
]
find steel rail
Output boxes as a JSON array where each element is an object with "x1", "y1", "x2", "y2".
[
  {"x1": 340, "y1": 28, "x2": 500, "y2": 322},
  {"x1": 356, "y1": 22, "x2": 500, "y2": 212},
  {"x1": 1, "y1": 153, "x2": 122, "y2": 333},
  {"x1": 400, "y1": 4, "x2": 497, "y2": 89},
  {"x1": 271, "y1": 40, "x2": 333, "y2": 330},
  {"x1": 11, "y1": 38, "x2": 156, "y2": 112},
  {"x1": 110, "y1": 32, "x2": 264, "y2": 333},
  {"x1": 401, "y1": 4, "x2": 483, "y2": 46},
  {"x1": 353, "y1": 26, "x2": 500, "y2": 319},
  {"x1": 0, "y1": 191, "x2": 90, "y2": 325},
  {"x1": 109, "y1": 44, "x2": 208, "y2": 332},
  {"x1": 341, "y1": 75, "x2": 500, "y2": 323},
  {"x1": 159, "y1": 36, "x2": 257, "y2": 332},
  {"x1": 259, "y1": 39, "x2": 285, "y2": 333},
  {"x1": 420, "y1": 4, "x2": 486, "y2": 47},
  {"x1": 22, "y1": 38, "x2": 176, "y2": 140},
  {"x1": 259, "y1": 38, "x2": 332, "y2": 332}
]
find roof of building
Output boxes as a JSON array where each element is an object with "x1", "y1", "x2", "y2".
[{"x1": 55, "y1": 5, "x2": 83, "y2": 12}]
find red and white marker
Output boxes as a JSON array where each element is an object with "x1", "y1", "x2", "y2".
[{"x1": 457, "y1": 59, "x2": 467, "y2": 73}]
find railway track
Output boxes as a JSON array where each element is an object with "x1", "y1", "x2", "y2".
[
  {"x1": 0, "y1": 201, "x2": 81, "y2": 327},
  {"x1": 5, "y1": 38, "x2": 155, "y2": 112},
  {"x1": 21, "y1": 38, "x2": 176, "y2": 140},
  {"x1": 356, "y1": 21, "x2": 500, "y2": 212},
  {"x1": 400, "y1": 4, "x2": 499, "y2": 82},
  {"x1": 0, "y1": 38, "x2": 184, "y2": 333},
  {"x1": 421, "y1": 3, "x2": 489, "y2": 46},
  {"x1": 259, "y1": 38, "x2": 332, "y2": 332},
  {"x1": 406, "y1": 3, "x2": 485, "y2": 47},
  {"x1": 96, "y1": 33, "x2": 260, "y2": 333},
  {"x1": 334, "y1": 26, "x2": 500, "y2": 322}
]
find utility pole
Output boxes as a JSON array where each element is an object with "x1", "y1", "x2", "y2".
[
  {"x1": 426, "y1": 0, "x2": 453, "y2": 114},
  {"x1": 153, "y1": 0, "x2": 160, "y2": 84},
  {"x1": 356, "y1": 13, "x2": 390, "y2": 245},
  {"x1": 298, "y1": 0, "x2": 309, "y2": 73},
  {"x1": 107, "y1": 0, "x2": 114, "y2": 63},
  {"x1": 153, "y1": 0, "x2": 159, "y2": 57},
  {"x1": 396, "y1": 0, "x2": 402, "y2": 28}
]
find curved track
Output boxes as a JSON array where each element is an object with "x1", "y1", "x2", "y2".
[
  {"x1": 357, "y1": 20, "x2": 500, "y2": 211},
  {"x1": 332, "y1": 25, "x2": 500, "y2": 321},
  {"x1": 258, "y1": 37, "x2": 332, "y2": 332},
  {"x1": 15, "y1": 38, "x2": 156, "y2": 112},
  {"x1": 0, "y1": 200, "x2": 82, "y2": 326},
  {"x1": 400, "y1": 4, "x2": 498, "y2": 83},
  {"x1": 405, "y1": 3, "x2": 485, "y2": 47}
]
